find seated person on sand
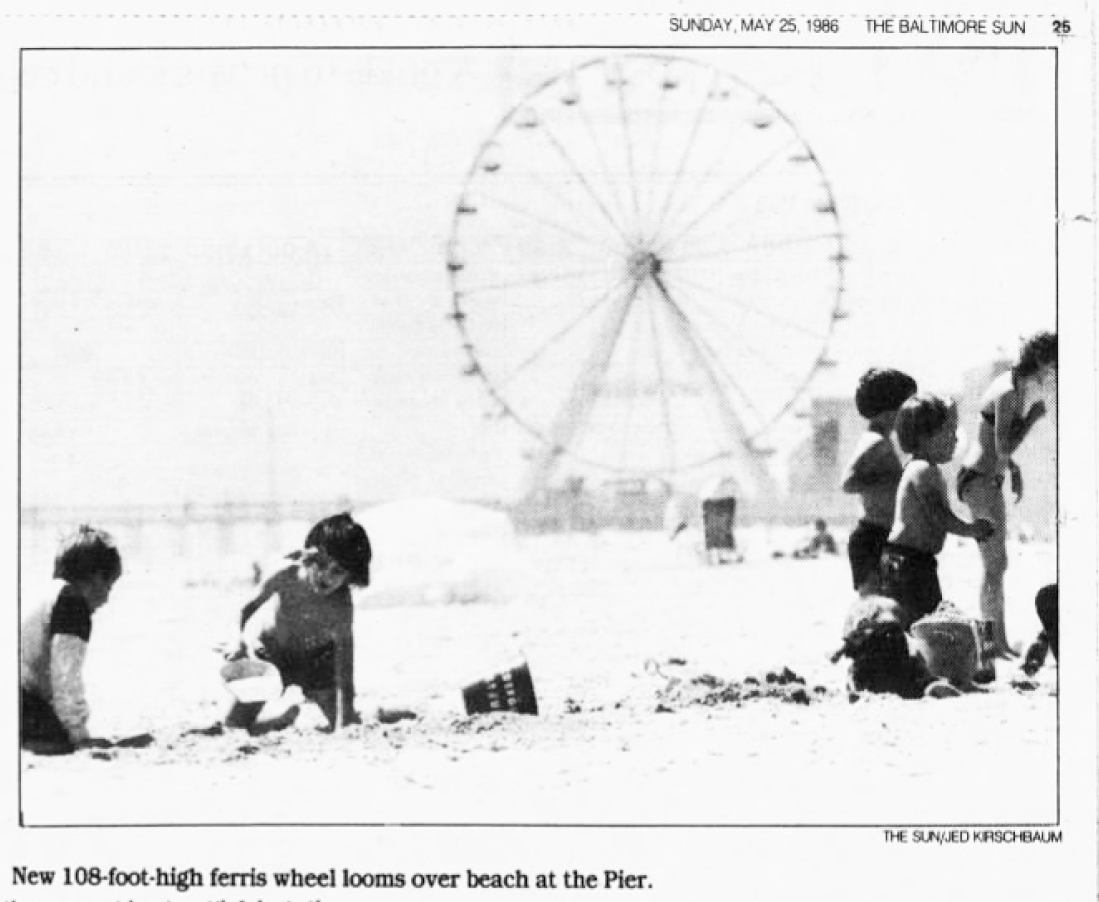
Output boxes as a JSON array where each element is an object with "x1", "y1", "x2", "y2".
[
  {"x1": 1022, "y1": 584, "x2": 1058, "y2": 676},
  {"x1": 792, "y1": 518, "x2": 839, "y2": 559},
  {"x1": 832, "y1": 595, "x2": 939, "y2": 699},
  {"x1": 21, "y1": 526, "x2": 123, "y2": 754},
  {"x1": 226, "y1": 513, "x2": 372, "y2": 733},
  {"x1": 878, "y1": 394, "x2": 994, "y2": 625}
]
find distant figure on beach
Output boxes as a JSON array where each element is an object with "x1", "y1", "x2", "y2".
[
  {"x1": 227, "y1": 512, "x2": 372, "y2": 732},
  {"x1": 880, "y1": 394, "x2": 994, "y2": 624},
  {"x1": 792, "y1": 518, "x2": 839, "y2": 559},
  {"x1": 21, "y1": 526, "x2": 122, "y2": 754},
  {"x1": 958, "y1": 331, "x2": 1056, "y2": 658},
  {"x1": 840, "y1": 367, "x2": 917, "y2": 594},
  {"x1": 1023, "y1": 583, "x2": 1059, "y2": 676},
  {"x1": 699, "y1": 475, "x2": 740, "y2": 565}
]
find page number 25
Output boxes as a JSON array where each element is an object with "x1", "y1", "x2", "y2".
[{"x1": 1052, "y1": 19, "x2": 1072, "y2": 34}]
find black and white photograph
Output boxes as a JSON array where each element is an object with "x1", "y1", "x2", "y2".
[{"x1": 5, "y1": 6, "x2": 1096, "y2": 900}]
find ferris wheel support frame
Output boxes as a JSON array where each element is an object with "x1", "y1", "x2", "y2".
[{"x1": 523, "y1": 278, "x2": 643, "y2": 496}]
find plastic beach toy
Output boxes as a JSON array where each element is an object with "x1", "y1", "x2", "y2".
[
  {"x1": 220, "y1": 658, "x2": 283, "y2": 705},
  {"x1": 462, "y1": 662, "x2": 539, "y2": 715},
  {"x1": 909, "y1": 618, "x2": 980, "y2": 686}
]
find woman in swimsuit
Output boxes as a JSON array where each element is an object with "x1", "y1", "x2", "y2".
[{"x1": 958, "y1": 331, "x2": 1056, "y2": 658}]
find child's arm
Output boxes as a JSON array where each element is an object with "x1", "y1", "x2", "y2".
[
  {"x1": 911, "y1": 465, "x2": 995, "y2": 540},
  {"x1": 993, "y1": 392, "x2": 1045, "y2": 459},
  {"x1": 841, "y1": 436, "x2": 897, "y2": 494}
]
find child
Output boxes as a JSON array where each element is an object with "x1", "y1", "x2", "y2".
[
  {"x1": 793, "y1": 518, "x2": 839, "y2": 558},
  {"x1": 832, "y1": 594, "x2": 945, "y2": 699},
  {"x1": 959, "y1": 331, "x2": 1056, "y2": 657},
  {"x1": 20, "y1": 526, "x2": 122, "y2": 754},
  {"x1": 841, "y1": 367, "x2": 918, "y2": 594},
  {"x1": 880, "y1": 394, "x2": 994, "y2": 624},
  {"x1": 1022, "y1": 584, "x2": 1058, "y2": 676},
  {"x1": 230, "y1": 513, "x2": 372, "y2": 732}
]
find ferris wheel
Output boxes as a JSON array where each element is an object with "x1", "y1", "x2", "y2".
[{"x1": 446, "y1": 54, "x2": 847, "y2": 497}]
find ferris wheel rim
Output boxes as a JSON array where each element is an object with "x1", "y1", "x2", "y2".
[{"x1": 446, "y1": 52, "x2": 847, "y2": 477}]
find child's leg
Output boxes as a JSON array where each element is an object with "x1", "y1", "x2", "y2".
[{"x1": 20, "y1": 690, "x2": 75, "y2": 755}]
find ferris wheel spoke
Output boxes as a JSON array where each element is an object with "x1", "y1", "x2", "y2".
[
  {"x1": 610, "y1": 60, "x2": 646, "y2": 237},
  {"x1": 640, "y1": 64, "x2": 671, "y2": 249},
  {"x1": 668, "y1": 268, "x2": 829, "y2": 344},
  {"x1": 498, "y1": 274, "x2": 634, "y2": 390},
  {"x1": 662, "y1": 273, "x2": 808, "y2": 400},
  {"x1": 650, "y1": 273, "x2": 768, "y2": 431},
  {"x1": 566, "y1": 79, "x2": 637, "y2": 239},
  {"x1": 653, "y1": 119, "x2": 780, "y2": 247},
  {"x1": 645, "y1": 68, "x2": 720, "y2": 246},
  {"x1": 662, "y1": 231, "x2": 839, "y2": 265},
  {"x1": 654, "y1": 137, "x2": 799, "y2": 256},
  {"x1": 460, "y1": 265, "x2": 617, "y2": 297},
  {"x1": 473, "y1": 188, "x2": 628, "y2": 259},
  {"x1": 642, "y1": 281, "x2": 678, "y2": 472},
  {"x1": 536, "y1": 118, "x2": 634, "y2": 246}
]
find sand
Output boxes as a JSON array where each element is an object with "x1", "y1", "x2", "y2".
[{"x1": 20, "y1": 526, "x2": 1057, "y2": 826}]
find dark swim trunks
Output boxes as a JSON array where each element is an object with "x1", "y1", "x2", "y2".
[
  {"x1": 879, "y1": 543, "x2": 942, "y2": 621},
  {"x1": 847, "y1": 520, "x2": 890, "y2": 589}
]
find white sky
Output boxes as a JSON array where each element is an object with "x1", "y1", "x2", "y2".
[{"x1": 20, "y1": 48, "x2": 1056, "y2": 507}]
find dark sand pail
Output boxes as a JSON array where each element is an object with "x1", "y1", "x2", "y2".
[{"x1": 463, "y1": 662, "x2": 538, "y2": 716}]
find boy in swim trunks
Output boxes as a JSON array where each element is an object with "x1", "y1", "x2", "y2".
[
  {"x1": 958, "y1": 331, "x2": 1056, "y2": 657},
  {"x1": 840, "y1": 368, "x2": 917, "y2": 594},
  {"x1": 880, "y1": 394, "x2": 994, "y2": 625},
  {"x1": 231, "y1": 513, "x2": 372, "y2": 731}
]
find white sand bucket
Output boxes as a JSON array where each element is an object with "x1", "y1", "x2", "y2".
[
  {"x1": 909, "y1": 619, "x2": 980, "y2": 686},
  {"x1": 220, "y1": 659, "x2": 282, "y2": 705}
]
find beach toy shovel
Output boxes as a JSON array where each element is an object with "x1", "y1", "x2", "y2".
[{"x1": 462, "y1": 662, "x2": 539, "y2": 716}]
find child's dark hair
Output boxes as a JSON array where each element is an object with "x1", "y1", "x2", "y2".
[
  {"x1": 1014, "y1": 331, "x2": 1057, "y2": 381},
  {"x1": 53, "y1": 525, "x2": 122, "y2": 583},
  {"x1": 854, "y1": 368, "x2": 918, "y2": 419},
  {"x1": 895, "y1": 393, "x2": 955, "y2": 454},
  {"x1": 305, "y1": 513, "x2": 372, "y2": 587}
]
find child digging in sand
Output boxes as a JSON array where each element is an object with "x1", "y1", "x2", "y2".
[
  {"x1": 880, "y1": 394, "x2": 995, "y2": 625},
  {"x1": 226, "y1": 513, "x2": 371, "y2": 733},
  {"x1": 21, "y1": 526, "x2": 122, "y2": 754},
  {"x1": 841, "y1": 367, "x2": 917, "y2": 594}
]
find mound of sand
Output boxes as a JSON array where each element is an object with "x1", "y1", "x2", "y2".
[{"x1": 355, "y1": 498, "x2": 533, "y2": 607}]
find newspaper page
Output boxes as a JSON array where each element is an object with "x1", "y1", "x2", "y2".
[{"x1": 3, "y1": 1, "x2": 1096, "y2": 899}]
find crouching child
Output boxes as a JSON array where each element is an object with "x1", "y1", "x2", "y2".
[
  {"x1": 228, "y1": 513, "x2": 372, "y2": 732},
  {"x1": 21, "y1": 526, "x2": 122, "y2": 754}
]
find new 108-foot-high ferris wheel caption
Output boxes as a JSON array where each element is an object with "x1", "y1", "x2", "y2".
[{"x1": 446, "y1": 54, "x2": 847, "y2": 499}]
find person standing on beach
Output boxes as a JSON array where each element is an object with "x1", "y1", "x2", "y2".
[
  {"x1": 840, "y1": 368, "x2": 917, "y2": 594},
  {"x1": 21, "y1": 526, "x2": 122, "y2": 754},
  {"x1": 958, "y1": 331, "x2": 1056, "y2": 658}
]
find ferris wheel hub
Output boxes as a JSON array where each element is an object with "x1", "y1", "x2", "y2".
[{"x1": 626, "y1": 249, "x2": 663, "y2": 282}]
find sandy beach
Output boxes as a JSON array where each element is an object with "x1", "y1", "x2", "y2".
[{"x1": 20, "y1": 524, "x2": 1057, "y2": 827}]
